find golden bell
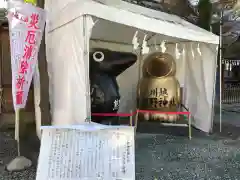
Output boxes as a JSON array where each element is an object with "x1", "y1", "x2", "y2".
[{"x1": 137, "y1": 52, "x2": 181, "y2": 122}]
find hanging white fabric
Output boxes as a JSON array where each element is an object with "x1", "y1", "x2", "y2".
[{"x1": 45, "y1": 15, "x2": 94, "y2": 126}]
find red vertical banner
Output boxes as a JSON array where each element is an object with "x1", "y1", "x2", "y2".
[{"x1": 7, "y1": 1, "x2": 46, "y2": 110}]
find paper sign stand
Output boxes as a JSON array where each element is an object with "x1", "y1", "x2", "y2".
[{"x1": 36, "y1": 124, "x2": 135, "y2": 180}]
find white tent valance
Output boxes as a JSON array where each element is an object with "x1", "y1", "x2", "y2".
[
  {"x1": 35, "y1": 0, "x2": 219, "y2": 138},
  {"x1": 45, "y1": 0, "x2": 218, "y2": 45}
]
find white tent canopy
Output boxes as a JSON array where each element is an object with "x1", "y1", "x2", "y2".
[
  {"x1": 46, "y1": 0, "x2": 218, "y2": 44},
  {"x1": 35, "y1": 0, "x2": 219, "y2": 137}
]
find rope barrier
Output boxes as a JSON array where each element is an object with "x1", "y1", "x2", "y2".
[
  {"x1": 91, "y1": 109, "x2": 190, "y2": 117},
  {"x1": 91, "y1": 112, "x2": 133, "y2": 117},
  {"x1": 137, "y1": 109, "x2": 190, "y2": 115}
]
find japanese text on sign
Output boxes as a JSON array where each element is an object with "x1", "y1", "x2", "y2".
[{"x1": 36, "y1": 125, "x2": 135, "y2": 180}]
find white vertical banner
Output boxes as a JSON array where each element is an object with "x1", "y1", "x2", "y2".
[{"x1": 7, "y1": 1, "x2": 46, "y2": 109}]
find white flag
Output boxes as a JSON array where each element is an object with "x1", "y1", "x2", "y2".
[{"x1": 7, "y1": 1, "x2": 46, "y2": 109}]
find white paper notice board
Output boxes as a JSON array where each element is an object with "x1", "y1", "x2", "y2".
[{"x1": 36, "y1": 124, "x2": 135, "y2": 180}]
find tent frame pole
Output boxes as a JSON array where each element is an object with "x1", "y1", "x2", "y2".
[
  {"x1": 135, "y1": 45, "x2": 143, "y2": 131},
  {"x1": 90, "y1": 38, "x2": 196, "y2": 47},
  {"x1": 83, "y1": 15, "x2": 92, "y2": 123},
  {"x1": 219, "y1": 10, "x2": 223, "y2": 132}
]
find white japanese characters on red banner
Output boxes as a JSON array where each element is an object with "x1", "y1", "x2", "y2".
[{"x1": 7, "y1": 1, "x2": 46, "y2": 110}]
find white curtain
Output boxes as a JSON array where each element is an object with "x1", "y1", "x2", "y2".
[
  {"x1": 45, "y1": 16, "x2": 94, "y2": 126},
  {"x1": 173, "y1": 42, "x2": 217, "y2": 132}
]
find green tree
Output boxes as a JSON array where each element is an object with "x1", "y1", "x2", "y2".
[{"x1": 197, "y1": 0, "x2": 213, "y2": 31}]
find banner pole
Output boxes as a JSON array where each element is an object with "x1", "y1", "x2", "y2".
[{"x1": 15, "y1": 108, "x2": 20, "y2": 156}]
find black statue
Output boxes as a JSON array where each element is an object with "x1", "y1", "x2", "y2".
[{"x1": 90, "y1": 48, "x2": 137, "y2": 123}]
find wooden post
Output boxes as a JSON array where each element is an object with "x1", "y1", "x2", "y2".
[{"x1": 15, "y1": 109, "x2": 20, "y2": 156}]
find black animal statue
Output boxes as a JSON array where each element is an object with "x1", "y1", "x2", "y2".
[{"x1": 90, "y1": 48, "x2": 137, "y2": 123}]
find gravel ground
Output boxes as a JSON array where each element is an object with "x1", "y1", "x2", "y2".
[
  {"x1": 0, "y1": 131, "x2": 37, "y2": 180},
  {"x1": 135, "y1": 133, "x2": 240, "y2": 180},
  {"x1": 1, "y1": 112, "x2": 240, "y2": 180}
]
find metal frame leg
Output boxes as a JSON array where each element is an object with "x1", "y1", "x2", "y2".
[
  {"x1": 188, "y1": 114, "x2": 192, "y2": 140},
  {"x1": 134, "y1": 110, "x2": 139, "y2": 133},
  {"x1": 130, "y1": 110, "x2": 133, "y2": 126}
]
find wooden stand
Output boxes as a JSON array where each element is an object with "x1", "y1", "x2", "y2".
[{"x1": 134, "y1": 105, "x2": 192, "y2": 140}]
